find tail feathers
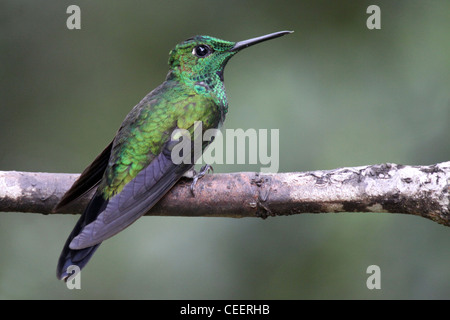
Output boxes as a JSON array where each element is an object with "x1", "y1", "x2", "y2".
[
  {"x1": 57, "y1": 243, "x2": 100, "y2": 280},
  {"x1": 56, "y1": 192, "x2": 108, "y2": 280}
]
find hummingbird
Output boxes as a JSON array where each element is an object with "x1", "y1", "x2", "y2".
[{"x1": 55, "y1": 30, "x2": 292, "y2": 280}]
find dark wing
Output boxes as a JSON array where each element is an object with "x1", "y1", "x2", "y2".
[
  {"x1": 56, "y1": 139, "x2": 192, "y2": 279},
  {"x1": 54, "y1": 140, "x2": 114, "y2": 211},
  {"x1": 56, "y1": 80, "x2": 219, "y2": 279},
  {"x1": 69, "y1": 140, "x2": 193, "y2": 250}
]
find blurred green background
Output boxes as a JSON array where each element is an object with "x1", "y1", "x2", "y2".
[{"x1": 1, "y1": 0, "x2": 449, "y2": 299}]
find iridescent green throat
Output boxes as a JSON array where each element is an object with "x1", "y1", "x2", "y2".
[{"x1": 167, "y1": 35, "x2": 237, "y2": 114}]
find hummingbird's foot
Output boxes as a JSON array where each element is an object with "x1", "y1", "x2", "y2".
[{"x1": 190, "y1": 164, "x2": 213, "y2": 196}]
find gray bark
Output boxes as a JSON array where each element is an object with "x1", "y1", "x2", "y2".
[{"x1": 0, "y1": 162, "x2": 449, "y2": 226}]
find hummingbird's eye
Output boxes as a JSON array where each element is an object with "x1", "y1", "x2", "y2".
[{"x1": 193, "y1": 45, "x2": 212, "y2": 58}]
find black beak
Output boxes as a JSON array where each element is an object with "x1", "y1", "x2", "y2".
[{"x1": 230, "y1": 30, "x2": 293, "y2": 52}]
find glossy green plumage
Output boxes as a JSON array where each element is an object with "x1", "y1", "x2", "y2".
[
  {"x1": 99, "y1": 35, "x2": 242, "y2": 199},
  {"x1": 101, "y1": 78, "x2": 222, "y2": 198},
  {"x1": 55, "y1": 31, "x2": 292, "y2": 280}
]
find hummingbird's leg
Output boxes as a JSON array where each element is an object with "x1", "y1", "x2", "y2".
[
  {"x1": 189, "y1": 164, "x2": 213, "y2": 196},
  {"x1": 182, "y1": 168, "x2": 196, "y2": 179}
]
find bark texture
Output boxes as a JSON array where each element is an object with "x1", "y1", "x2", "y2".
[{"x1": 0, "y1": 162, "x2": 449, "y2": 226}]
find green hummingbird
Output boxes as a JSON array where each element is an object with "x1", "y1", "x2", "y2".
[{"x1": 55, "y1": 30, "x2": 292, "y2": 280}]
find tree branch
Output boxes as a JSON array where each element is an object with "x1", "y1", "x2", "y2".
[{"x1": 0, "y1": 162, "x2": 449, "y2": 226}]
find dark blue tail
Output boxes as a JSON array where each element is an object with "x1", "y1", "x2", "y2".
[{"x1": 56, "y1": 192, "x2": 107, "y2": 280}]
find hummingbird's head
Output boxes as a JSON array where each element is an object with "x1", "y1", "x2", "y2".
[
  {"x1": 167, "y1": 31, "x2": 293, "y2": 84},
  {"x1": 168, "y1": 35, "x2": 235, "y2": 83}
]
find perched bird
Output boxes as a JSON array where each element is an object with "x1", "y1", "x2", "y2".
[{"x1": 55, "y1": 31, "x2": 292, "y2": 280}]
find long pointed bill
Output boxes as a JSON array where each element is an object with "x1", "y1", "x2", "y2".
[{"x1": 230, "y1": 30, "x2": 293, "y2": 52}]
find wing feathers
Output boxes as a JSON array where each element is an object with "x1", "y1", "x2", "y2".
[
  {"x1": 54, "y1": 140, "x2": 114, "y2": 211},
  {"x1": 69, "y1": 151, "x2": 192, "y2": 250}
]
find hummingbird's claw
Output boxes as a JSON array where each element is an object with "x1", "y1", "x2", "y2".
[{"x1": 190, "y1": 164, "x2": 213, "y2": 196}]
